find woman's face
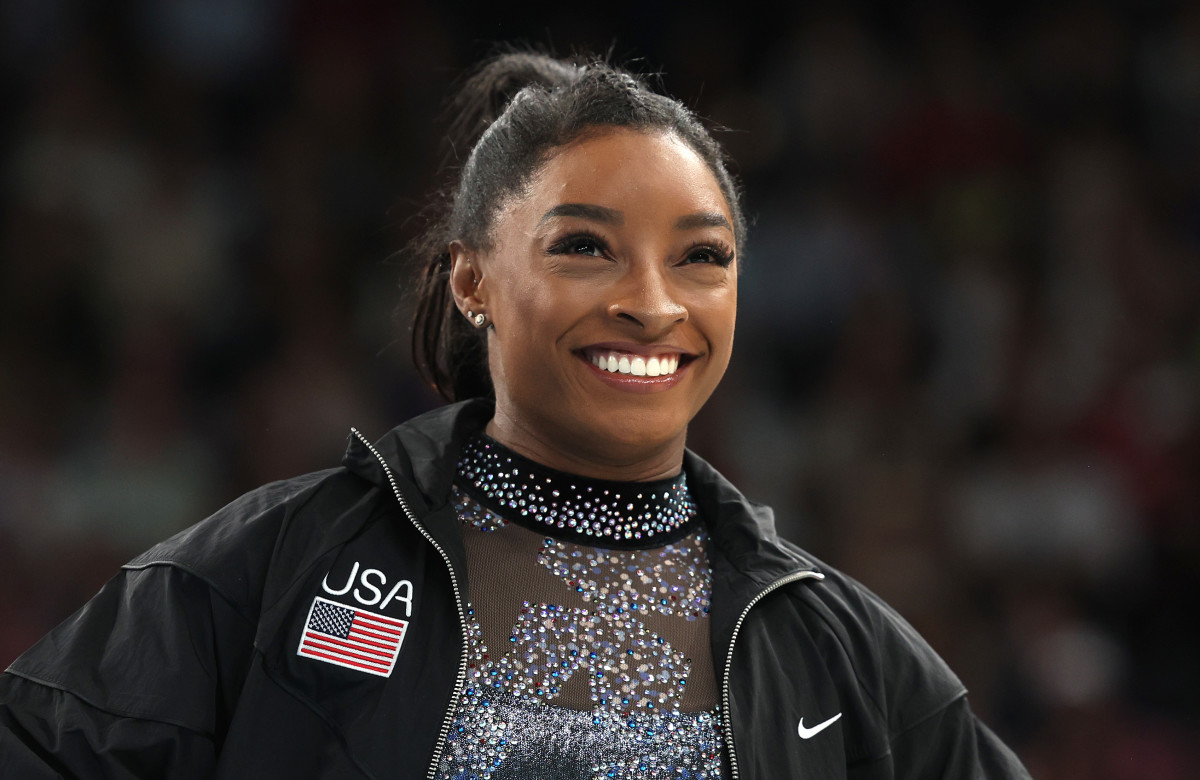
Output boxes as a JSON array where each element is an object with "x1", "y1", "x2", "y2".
[{"x1": 453, "y1": 128, "x2": 737, "y2": 477}]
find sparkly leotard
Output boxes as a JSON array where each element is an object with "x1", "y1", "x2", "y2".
[{"x1": 435, "y1": 435, "x2": 725, "y2": 780}]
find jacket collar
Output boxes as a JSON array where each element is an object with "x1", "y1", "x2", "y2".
[
  {"x1": 684, "y1": 449, "x2": 819, "y2": 586},
  {"x1": 342, "y1": 399, "x2": 493, "y2": 511},
  {"x1": 681, "y1": 448, "x2": 822, "y2": 665}
]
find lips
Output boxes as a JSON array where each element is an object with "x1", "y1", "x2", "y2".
[{"x1": 582, "y1": 349, "x2": 689, "y2": 377}]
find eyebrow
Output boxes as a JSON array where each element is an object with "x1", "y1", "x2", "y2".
[
  {"x1": 538, "y1": 203, "x2": 623, "y2": 226},
  {"x1": 674, "y1": 212, "x2": 733, "y2": 232},
  {"x1": 539, "y1": 203, "x2": 733, "y2": 233}
]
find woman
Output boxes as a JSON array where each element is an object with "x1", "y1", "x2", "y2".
[{"x1": 0, "y1": 53, "x2": 1030, "y2": 778}]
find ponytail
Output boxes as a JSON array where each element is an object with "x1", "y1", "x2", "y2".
[{"x1": 409, "y1": 52, "x2": 583, "y2": 403}]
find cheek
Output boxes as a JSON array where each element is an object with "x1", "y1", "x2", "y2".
[
  {"x1": 498, "y1": 273, "x2": 595, "y2": 332},
  {"x1": 501, "y1": 290, "x2": 562, "y2": 339},
  {"x1": 721, "y1": 286, "x2": 738, "y2": 334},
  {"x1": 698, "y1": 286, "x2": 738, "y2": 349},
  {"x1": 491, "y1": 284, "x2": 576, "y2": 373}
]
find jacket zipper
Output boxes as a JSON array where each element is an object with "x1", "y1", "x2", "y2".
[
  {"x1": 720, "y1": 570, "x2": 824, "y2": 780},
  {"x1": 351, "y1": 429, "x2": 469, "y2": 780}
]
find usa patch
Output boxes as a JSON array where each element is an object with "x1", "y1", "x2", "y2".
[{"x1": 297, "y1": 596, "x2": 407, "y2": 677}]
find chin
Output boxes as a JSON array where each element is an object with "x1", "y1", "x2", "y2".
[{"x1": 572, "y1": 408, "x2": 691, "y2": 458}]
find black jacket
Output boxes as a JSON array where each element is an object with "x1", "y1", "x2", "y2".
[{"x1": 0, "y1": 400, "x2": 1031, "y2": 778}]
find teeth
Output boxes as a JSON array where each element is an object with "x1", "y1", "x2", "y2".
[{"x1": 589, "y1": 352, "x2": 681, "y2": 376}]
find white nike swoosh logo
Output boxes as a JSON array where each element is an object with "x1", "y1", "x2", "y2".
[{"x1": 797, "y1": 712, "x2": 842, "y2": 739}]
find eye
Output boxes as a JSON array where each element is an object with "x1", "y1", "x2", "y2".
[
  {"x1": 682, "y1": 243, "x2": 735, "y2": 268},
  {"x1": 548, "y1": 233, "x2": 608, "y2": 258}
]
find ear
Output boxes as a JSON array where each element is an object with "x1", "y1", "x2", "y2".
[{"x1": 449, "y1": 240, "x2": 486, "y2": 321}]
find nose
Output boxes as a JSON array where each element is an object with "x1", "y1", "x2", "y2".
[{"x1": 607, "y1": 264, "x2": 687, "y2": 335}]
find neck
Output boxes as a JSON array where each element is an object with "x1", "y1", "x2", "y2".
[{"x1": 485, "y1": 413, "x2": 686, "y2": 482}]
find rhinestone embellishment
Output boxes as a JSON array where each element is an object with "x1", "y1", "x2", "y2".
[
  {"x1": 438, "y1": 606, "x2": 723, "y2": 779},
  {"x1": 456, "y1": 435, "x2": 698, "y2": 545},
  {"x1": 437, "y1": 501, "x2": 723, "y2": 779}
]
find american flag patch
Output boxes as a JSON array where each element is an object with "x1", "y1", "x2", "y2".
[{"x1": 296, "y1": 596, "x2": 407, "y2": 677}]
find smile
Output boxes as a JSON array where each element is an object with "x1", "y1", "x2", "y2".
[{"x1": 584, "y1": 350, "x2": 683, "y2": 377}]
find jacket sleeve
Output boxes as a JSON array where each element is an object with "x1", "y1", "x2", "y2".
[
  {"x1": 0, "y1": 563, "x2": 257, "y2": 779},
  {"x1": 849, "y1": 584, "x2": 1032, "y2": 780},
  {"x1": 808, "y1": 564, "x2": 1032, "y2": 779},
  {"x1": 883, "y1": 693, "x2": 1030, "y2": 779}
]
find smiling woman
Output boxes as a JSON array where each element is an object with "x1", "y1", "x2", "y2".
[{"x1": 0, "y1": 53, "x2": 1031, "y2": 779}]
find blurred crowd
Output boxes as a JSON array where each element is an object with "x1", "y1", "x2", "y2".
[{"x1": 1, "y1": 1, "x2": 1198, "y2": 776}]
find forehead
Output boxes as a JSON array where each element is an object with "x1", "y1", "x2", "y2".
[{"x1": 503, "y1": 128, "x2": 733, "y2": 228}]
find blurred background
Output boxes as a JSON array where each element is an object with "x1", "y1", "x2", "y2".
[{"x1": 1, "y1": 0, "x2": 1198, "y2": 775}]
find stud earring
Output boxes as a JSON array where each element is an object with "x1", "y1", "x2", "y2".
[{"x1": 473, "y1": 312, "x2": 487, "y2": 328}]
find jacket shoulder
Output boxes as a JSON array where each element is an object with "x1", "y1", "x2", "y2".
[
  {"x1": 775, "y1": 543, "x2": 1031, "y2": 776},
  {"x1": 777, "y1": 542, "x2": 967, "y2": 733},
  {"x1": 126, "y1": 466, "x2": 378, "y2": 620}
]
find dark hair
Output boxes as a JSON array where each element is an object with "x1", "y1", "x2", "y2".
[{"x1": 410, "y1": 52, "x2": 746, "y2": 402}]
